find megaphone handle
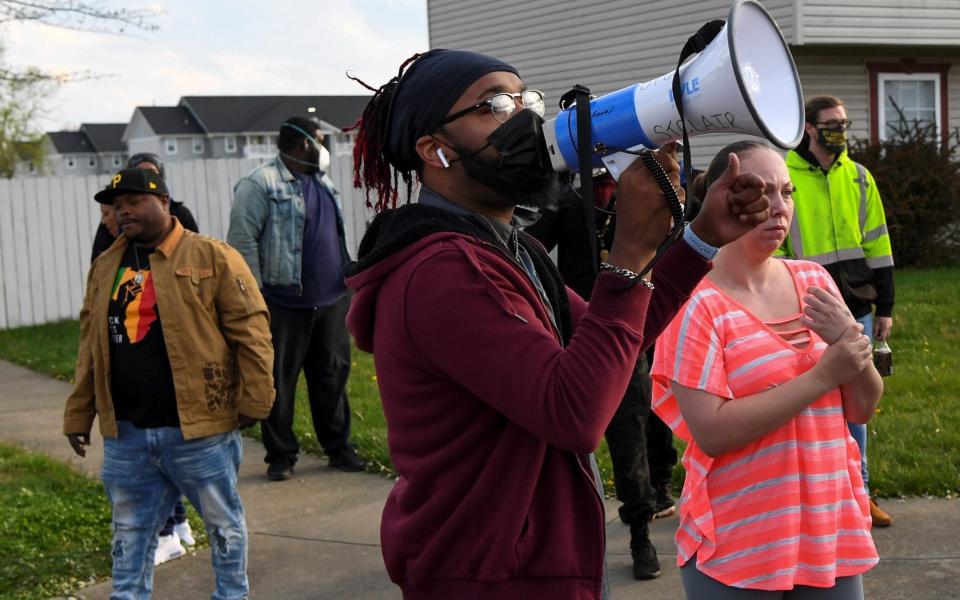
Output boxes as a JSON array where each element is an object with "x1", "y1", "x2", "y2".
[
  {"x1": 600, "y1": 151, "x2": 640, "y2": 182},
  {"x1": 635, "y1": 152, "x2": 686, "y2": 277}
]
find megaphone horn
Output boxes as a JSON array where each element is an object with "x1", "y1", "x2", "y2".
[{"x1": 542, "y1": 0, "x2": 804, "y2": 179}]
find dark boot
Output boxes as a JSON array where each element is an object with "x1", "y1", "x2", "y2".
[{"x1": 630, "y1": 522, "x2": 661, "y2": 580}]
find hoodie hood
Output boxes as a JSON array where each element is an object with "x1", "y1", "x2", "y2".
[
  {"x1": 345, "y1": 202, "x2": 571, "y2": 353},
  {"x1": 345, "y1": 204, "x2": 495, "y2": 352}
]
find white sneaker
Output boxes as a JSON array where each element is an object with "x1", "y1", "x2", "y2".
[
  {"x1": 174, "y1": 521, "x2": 196, "y2": 546},
  {"x1": 154, "y1": 532, "x2": 186, "y2": 566}
]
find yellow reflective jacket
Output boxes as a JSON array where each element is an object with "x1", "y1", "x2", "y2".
[
  {"x1": 64, "y1": 219, "x2": 276, "y2": 439},
  {"x1": 779, "y1": 148, "x2": 895, "y2": 317}
]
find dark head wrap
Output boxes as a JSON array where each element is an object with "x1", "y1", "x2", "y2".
[
  {"x1": 349, "y1": 48, "x2": 519, "y2": 212},
  {"x1": 384, "y1": 49, "x2": 519, "y2": 172}
]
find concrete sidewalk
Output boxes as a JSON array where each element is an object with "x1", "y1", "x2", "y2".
[{"x1": 1, "y1": 358, "x2": 957, "y2": 599}]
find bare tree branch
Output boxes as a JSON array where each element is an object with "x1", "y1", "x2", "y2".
[
  {"x1": 0, "y1": 2, "x2": 161, "y2": 176},
  {"x1": 0, "y1": 1, "x2": 160, "y2": 33}
]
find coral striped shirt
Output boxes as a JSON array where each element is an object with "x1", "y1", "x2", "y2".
[{"x1": 651, "y1": 259, "x2": 878, "y2": 590}]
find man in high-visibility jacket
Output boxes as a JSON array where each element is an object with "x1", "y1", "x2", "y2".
[{"x1": 780, "y1": 94, "x2": 894, "y2": 527}]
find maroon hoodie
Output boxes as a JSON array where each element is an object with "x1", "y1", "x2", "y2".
[{"x1": 346, "y1": 204, "x2": 710, "y2": 599}]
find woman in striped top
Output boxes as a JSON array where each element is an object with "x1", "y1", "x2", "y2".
[{"x1": 652, "y1": 141, "x2": 883, "y2": 599}]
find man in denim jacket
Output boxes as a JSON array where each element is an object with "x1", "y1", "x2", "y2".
[{"x1": 227, "y1": 116, "x2": 365, "y2": 481}]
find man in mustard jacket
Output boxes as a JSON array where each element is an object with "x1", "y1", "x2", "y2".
[
  {"x1": 779, "y1": 95, "x2": 895, "y2": 527},
  {"x1": 64, "y1": 167, "x2": 275, "y2": 599}
]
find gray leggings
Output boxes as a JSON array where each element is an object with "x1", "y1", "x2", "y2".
[{"x1": 680, "y1": 558, "x2": 864, "y2": 600}]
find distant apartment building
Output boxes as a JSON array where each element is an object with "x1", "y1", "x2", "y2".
[
  {"x1": 123, "y1": 95, "x2": 370, "y2": 162},
  {"x1": 19, "y1": 95, "x2": 370, "y2": 177},
  {"x1": 19, "y1": 123, "x2": 128, "y2": 177}
]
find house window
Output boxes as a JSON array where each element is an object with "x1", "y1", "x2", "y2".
[
  {"x1": 65, "y1": 156, "x2": 76, "y2": 169},
  {"x1": 868, "y1": 63, "x2": 949, "y2": 142},
  {"x1": 88, "y1": 156, "x2": 97, "y2": 167},
  {"x1": 225, "y1": 136, "x2": 237, "y2": 153},
  {"x1": 879, "y1": 73, "x2": 939, "y2": 138},
  {"x1": 165, "y1": 138, "x2": 178, "y2": 155},
  {"x1": 192, "y1": 137, "x2": 204, "y2": 154},
  {"x1": 112, "y1": 155, "x2": 122, "y2": 167}
]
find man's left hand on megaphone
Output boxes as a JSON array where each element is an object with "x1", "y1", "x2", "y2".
[
  {"x1": 689, "y1": 152, "x2": 769, "y2": 248},
  {"x1": 608, "y1": 143, "x2": 683, "y2": 273}
]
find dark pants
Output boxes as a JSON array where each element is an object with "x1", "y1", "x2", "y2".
[
  {"x1": 262, "y1": 295, "x2": 352, "y2": 466},
  {"x1": 644, "y1": 345, "x2": 677, "y2": 488},
  {"x1": 159, "y1": 498, "x2": 187, "y2": 536},
  {"x1": 605, "y1": 353, "x2": 656, "y2": 527},
  {"x1": 646, "y1": 413, "x2": 678, "y2": 487},
  {"x1": 680, "y1": 557, "x2": 864, "y2": 599}
]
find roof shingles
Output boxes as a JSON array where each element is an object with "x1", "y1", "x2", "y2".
[
  {"x1": 180, "y1": 96, "x2": 369, "y2": 134},
  {"x1": 138, "y1": 106, "x2": 205, "y2": 135}
]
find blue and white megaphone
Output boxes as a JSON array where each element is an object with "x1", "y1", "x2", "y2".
[{"x1": 542, "y1": 0, "x2": 804, "y2": 179}]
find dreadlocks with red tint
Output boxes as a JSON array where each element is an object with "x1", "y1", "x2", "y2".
[{"x1": 346, "y1": 54, "x2": 422, "y2": 213}]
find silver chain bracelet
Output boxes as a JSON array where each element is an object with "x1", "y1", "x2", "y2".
[{"x1": 599, "y1": 262, "x2": 655, "y2": 289}]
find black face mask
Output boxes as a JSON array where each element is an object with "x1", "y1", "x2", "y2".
[
  {"x1": 817, "y1": 127, "x2": 847, "y2": 155},
  {"x1": 451, "y1": 109, "x2": 560, "y2": 208}
]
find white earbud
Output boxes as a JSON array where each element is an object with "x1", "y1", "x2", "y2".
[{"x1": 437, "y1": 148, "x2": 450, "y2": 168}]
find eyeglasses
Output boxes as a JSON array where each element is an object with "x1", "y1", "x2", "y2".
[
  {"x1": 815, "y1": 119, "x2": 852, "y2": 130},
  {"x1": 441, "y1": 90, "x2": 545, "y2": 125}
]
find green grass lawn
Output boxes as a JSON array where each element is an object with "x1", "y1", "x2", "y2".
[
  {"x1": 1, "y1": 267, "x2": 958, "y2": 498},
  {"x1": 0, "y1": 266, "x2": 956, "y2": 597},
  {"x1": 0, "y1": 443, "x2": 112, "y2": 600},
  {"x1": 866, "y1": 266, "x2": 960, "y2": 497},
  {"x1": 0, "y1": 443, "x2": 207, "y2": 600}
]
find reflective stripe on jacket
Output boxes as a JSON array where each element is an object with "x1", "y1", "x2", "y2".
[{"x1": 780, "y1": 149, "x2": 893, "y2": 269}]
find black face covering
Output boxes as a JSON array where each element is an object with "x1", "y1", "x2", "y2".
[
  {"x1": 450, "y1": 109, "x2": 560, "y2": 207},
  {"x1": 817, "y1": 127, "x2": 848, "y2": 155}
]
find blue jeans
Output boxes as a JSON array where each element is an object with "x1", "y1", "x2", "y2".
[
  {"x1": 101, "y1": 421, "x2": 248, "y2": 600},
  {"x1": 848, "y1": 313, "x2": 873, "y2": 488}
]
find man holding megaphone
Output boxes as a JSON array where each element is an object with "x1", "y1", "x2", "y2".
[{"x1": 342, "y1": 47, "x2": 773, "y2": 599}]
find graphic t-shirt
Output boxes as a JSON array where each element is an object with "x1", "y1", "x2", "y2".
[{"x1": 108, "y1": 243, "x2": 179, "y2": 428}]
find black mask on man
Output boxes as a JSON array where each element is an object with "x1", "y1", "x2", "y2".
[
  {"x1": 816, "y1": 126, "x2": 847, "y2": 155},
  {"x1": 449, "y1": 109, "x2": 560, "y2": 208}
]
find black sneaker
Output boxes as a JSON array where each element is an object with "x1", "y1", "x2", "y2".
[
  {"x1": 328, "y1": 445, "x2": 367, "y2": 472},
  {"x1": 630, "y1": 523, "x2": 662, "y2": 580},
  {"x1": 266, "y1": 461, "x2": 294, "y2": 481},
  {"x1": 653, "y1": 483, "x2": 676, "y2": 520}
]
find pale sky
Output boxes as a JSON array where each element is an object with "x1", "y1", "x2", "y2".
[{"x1": 1, "y1": 0, "x2": 429, "y2": 131}]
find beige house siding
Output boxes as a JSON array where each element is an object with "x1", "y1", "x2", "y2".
[
  {"x1": 427, "y1": 1, "x2": 960, "y2": 168},
  {"x1": 799, "y1": 0, "x2": 960, "y2": 46},
  {"x1": 793, "y1": 47, "x2": 960, "y2": 145},
  {"x1": 428, "y1": 0, "x2": 802, "y2": 167}
]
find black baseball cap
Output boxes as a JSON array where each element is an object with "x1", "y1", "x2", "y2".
[
  {"x1": 126, "y1": 152, "x2": 166, "y2": 179},
  {"x1": 94, "y1": 168, "x2": 170, "y2": 204}
]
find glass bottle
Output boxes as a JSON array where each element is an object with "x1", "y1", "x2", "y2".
[{"x1": 873, "y1": 339, "x2": 893, "y2": 377}]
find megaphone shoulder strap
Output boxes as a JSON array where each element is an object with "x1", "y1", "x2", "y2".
[
  {"x1": 557, "y1": 19, "x2": 726, "y2": 287},
  {"x1": 626, "y1": 19, "x2": 727, "y2": 284},
  {"x1": 673, "y1": 19, "x2": 726, "y2": 222}
]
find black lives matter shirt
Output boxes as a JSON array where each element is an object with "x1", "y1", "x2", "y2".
[{"x1": 108, "y1": 243, "x2": 180, "y2": 428}]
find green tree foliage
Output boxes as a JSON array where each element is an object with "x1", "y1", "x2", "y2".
[
  {"x1": 0, "y1": 2, "x2": 159, "y2": 177},
  {"x1": 849, "y1": 119, "x2": 960, "y2": 267},
  {"x1": 0, "y1": 45, "x2": 50, "y2": 177}
]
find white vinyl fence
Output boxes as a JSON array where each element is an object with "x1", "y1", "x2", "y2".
[{"x1": 0, "y1": 154, "x2": 376, "y2": 330}]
